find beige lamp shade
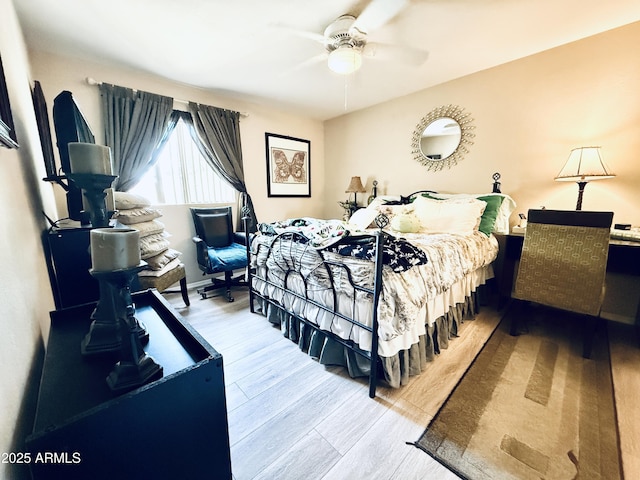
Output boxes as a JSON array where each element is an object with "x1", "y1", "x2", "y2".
[
  {"x1": 555, "y1": 146, "x2": 615, "y2": 182},
  {"x1": 555, "y1": 146, "x2": 615, "y2": 210},
  {"x1": 345, "y1": 176, "x2": 366, "y2": 193}
]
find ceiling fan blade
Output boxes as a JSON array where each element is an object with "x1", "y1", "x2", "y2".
[
  {"x1": 268, "y1": 22, "x2": 326, "y2": 44},
  {"x1": 279, "y1": 53, "x2": 327, "y2": 77},
  {"x1": 364, "y1": 41, "x2": 429, "y2": 66},
  {"x1": 296, "y1": 53, "x2": 327, "y2": 69},
  {"x1": 351, "y1": 0, "x2": 409, "y2": 35}
]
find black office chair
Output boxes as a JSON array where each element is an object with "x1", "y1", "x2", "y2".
[{"x1": 191, "y1": 207, "x2": 248, "y2": 302}]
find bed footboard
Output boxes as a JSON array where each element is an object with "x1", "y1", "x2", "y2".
[{"x1": 246, "y1": 228, "x2": 386, "y2": 398}]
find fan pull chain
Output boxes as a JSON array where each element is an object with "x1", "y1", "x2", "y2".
[{"x1": 344, "y1": 75, "x2": 349, "y2": 111}]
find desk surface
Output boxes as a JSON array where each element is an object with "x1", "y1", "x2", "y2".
[
  {"x1": 508, "y1": 230, "x2": 640, "y2": 248},
  {"x1": 499, "y1": 231, "x2": 640, "y2": 326},
  {"x1": 503, "y1": 231, "x2": 640, "y2": 277}
]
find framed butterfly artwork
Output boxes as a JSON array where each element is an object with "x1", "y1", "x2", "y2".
[{"x1": 265, "y1": 132, "x2": 311, "y2": 197}]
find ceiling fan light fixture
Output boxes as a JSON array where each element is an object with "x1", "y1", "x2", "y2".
[{"x1": 328, "y1": 47, "x2": 363, "y2": 75}]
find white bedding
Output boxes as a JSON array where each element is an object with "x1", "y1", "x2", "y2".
[{"x1": 250, "y1": 228, "x2": 498, "y2": 358}]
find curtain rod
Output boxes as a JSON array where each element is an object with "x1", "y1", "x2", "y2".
[{"x1": 85, "y1": 77, "x2": 249, "y2": 117}]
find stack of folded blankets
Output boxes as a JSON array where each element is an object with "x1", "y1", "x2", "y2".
[{"x1": 112, "y1": 192, "x2": 183, "y2": 281}]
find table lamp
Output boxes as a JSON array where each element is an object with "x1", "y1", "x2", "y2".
[
  {"x1": 554, "y1": 146, "x2": 615, "y2": 210},
  {"x1": 345, "y1": 176, "x2": 366, "y2": 207}
]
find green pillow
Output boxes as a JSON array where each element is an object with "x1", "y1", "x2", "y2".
[{"x1": 476, "y1": 195, "x2": 504, "y2": 236}]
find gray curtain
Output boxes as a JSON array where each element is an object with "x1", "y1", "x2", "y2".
[
  {"x1": 149, "y1": 109, "x2": 188, "y2": 167},
  {"x1": 186, "y1": 102, "x2": 258, "y2": 232},
  {"x1": 100, "y1": 84, "x2": 174, "y2": 191}
]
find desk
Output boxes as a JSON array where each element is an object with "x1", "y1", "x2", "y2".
[{"x1": 496, "y1": 233, "x2": 640, "y2": 323}]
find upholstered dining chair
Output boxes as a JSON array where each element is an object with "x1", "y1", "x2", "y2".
[
  {"x1": 510, "y1": 209, "x2": 613, "y2": 358},
  {"x1": 191, "y1": 206, "x2": 248, "y2": 302}
]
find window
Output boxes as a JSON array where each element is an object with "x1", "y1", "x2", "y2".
[{"x1": 130, "y1": 117, "x2": 236, "y2": 205}]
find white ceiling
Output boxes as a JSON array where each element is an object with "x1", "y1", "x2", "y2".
[{"x1": 14, "y1": 0, "x2": 640, "y2": 120}]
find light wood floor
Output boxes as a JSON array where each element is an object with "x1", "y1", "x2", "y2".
[{"x1": 163, "y1": 286, "x2": 640, "y2": 480}]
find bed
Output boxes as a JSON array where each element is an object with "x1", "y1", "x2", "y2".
[{"x1": 246, "y1": 176, "x2": 515, "y2": 398}]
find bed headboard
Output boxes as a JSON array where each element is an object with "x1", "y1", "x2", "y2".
[{"x1": 368, "y1": 172, "x2": 502, "y2": 204}]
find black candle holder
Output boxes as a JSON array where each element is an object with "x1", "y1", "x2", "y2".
[
  {"x1": 82, "y1": 263, "x2": 162, "y2": 393},
  {"x1": 81, "y1": 272, "x2": 149, "y2": 356},
  {"x1": 67, "y1": 173, "x2": 117, "y2": 228}
]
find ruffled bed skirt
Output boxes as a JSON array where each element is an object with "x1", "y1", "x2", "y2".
[{"x1": 255, "y1": 290, "x2": 480, "y2": 389}]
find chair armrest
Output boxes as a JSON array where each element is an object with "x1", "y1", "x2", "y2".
[
  {"x1": 192, "y1": 236, "x2": 210, "y2": 269},
  {"x1": 234, "y1": 232, "x2": 248, "y2": 246}
]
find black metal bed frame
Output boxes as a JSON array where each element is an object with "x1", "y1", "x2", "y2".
[
  {"x1": 246, "y1": 227, "x2": 387, "y2": 398},
  {"x1": 244, "y1": 173, "x2": 503, "y2": 399}
]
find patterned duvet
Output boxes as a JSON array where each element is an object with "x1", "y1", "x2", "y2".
[{"x1": 251, "y1": 219, "x2": 499, "y2": 358}]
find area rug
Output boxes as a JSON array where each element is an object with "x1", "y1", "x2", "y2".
[{"x1": 413, "y1": 305, "x2": 621, "y2": 480}]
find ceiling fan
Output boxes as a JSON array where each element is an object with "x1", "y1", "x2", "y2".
[{"x1": 278, "y1": 0, "x2": 428, "y2": 75}]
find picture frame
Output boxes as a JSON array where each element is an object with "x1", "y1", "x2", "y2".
[
  {"x1": 32, "y1": 80, "x2": 56, "y2": 177},
  {"x1": 0, "y1": 54, "x2": 18, "y2": 149},
  {"x1": 265, "y1": 132, "x2": 310, "y2": 197}
]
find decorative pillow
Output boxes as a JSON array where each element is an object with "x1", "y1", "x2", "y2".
[
  {"x1": 493, "y1": 194, "x2": 516, "y2": 234},
  {"x1": 139, "y1": 233, "x2": 171, "y2": 259},
  {"x1": 377, "y1": 204, "x2": 414, "y2": 229},
  {"x1": 128, "y1": 219, "x2": 165, "y2": 238},
  {"x1": 139, "y1": 257, "x2": 182, "y2": 277},
  {"x1": 412, "y1": 196, "x2": 486, "y2": 235},
  {"x1": 421, "y1": 192, "x2": 516, "y2": 235},
  {"x1": 348, "y1": 197, "x2": 418, "y2": 230},
  {"x1": 348, "y1": 206, "x2": 378, "y2": 230},
  {"x1": 144, "y1": 248, "x2": 181, "y2": 270},
  {"x1": 475, "y1": 195, "x2": 504, "y2": 236},
  {"x1": 114, "y1": 207, "x2": 162, "y2": 225},
  {"x1": 390, "y1": 212, "x2": 421, "y2": 233},
  {"x1": 114, "y1": 191, "x2": 151, "y2": 210}
]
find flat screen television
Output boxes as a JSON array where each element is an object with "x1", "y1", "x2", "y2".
[{"x1": 52, "y1": 91, "x2": 96, "y2": 221}]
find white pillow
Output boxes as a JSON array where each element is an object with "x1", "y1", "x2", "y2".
[
  {"x1": 390, "y1": 212, "x2": 421, "y2": 233},
  {"x1": 127, "y1": 219, "x2": 165, "y2": 238},
  {"x1": 114, "y1": 207, "x2": 162, "y2": 225},
  {"x1": 348, "y1": 206, "x2": 378, "y2": 230},
  {"x1": 349, "y1": 196, "x2": 416, "y2": 230},
  {"x1": 493, "y1": 194, "x2": 516, "y2": 234},
  {"x1": 144, "y1": 248, "x2": 181, "y2": 270},
  {"x1": 425, "y1": 192, "x2": 516, "y2": 234},
  {"x1": 114, "y1": 191, "x2": 151, "y2": 210},
  {"x1": 139, "y1": 233, "x2": 170, "y2": 259},
  {"x1": 412, "y1": 196, "x2": 486, "y2": 235},
  {"x1": 376, "y1": 203, "x2": 414, "y2": 228}
]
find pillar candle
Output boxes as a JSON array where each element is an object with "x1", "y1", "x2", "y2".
[
  {"x1": 105, "y1": 188, "x2": 116, "y2": 211},
  {"x1": 68, "y1": 142, "x2": 113, "y2": 175},
  {"x1": 90, "y1": 228, "x2": 140, "y2": 271}
]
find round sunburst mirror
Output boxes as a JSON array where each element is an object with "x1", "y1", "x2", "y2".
[{"x1": 411, "y1": 105, "x2": 475, "y2": 171}]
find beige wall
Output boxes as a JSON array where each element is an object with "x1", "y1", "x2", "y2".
[
  {"x1": 29, "y1": 51, "x2": 327, "y2": 284},
  {"x1": 3, "y1": 7, "x2": 640, "y2": 474},
  {"x1": 324, "y1": 22, "x2": 640, "y2": 226},
  {"x1": 0, "y1": 1, "x2": 57, "y2": 478}
]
